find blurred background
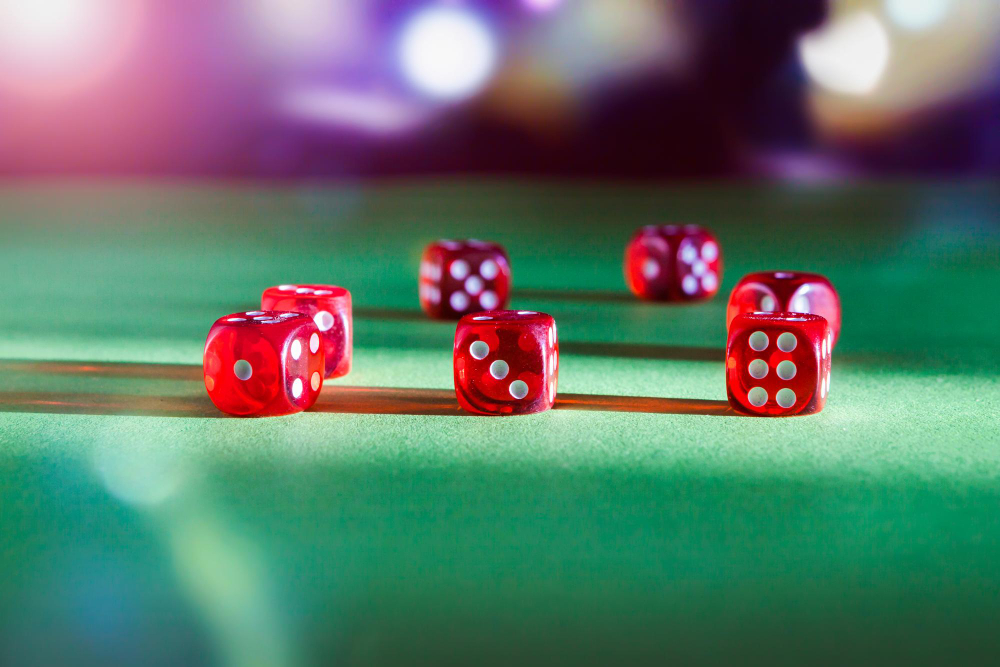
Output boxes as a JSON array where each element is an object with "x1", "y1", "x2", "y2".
[{"x1": 0, "y1": 0, "x2": 998, "y2": 180}]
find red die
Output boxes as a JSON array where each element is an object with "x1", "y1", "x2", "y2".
[
  {"x1": 726, "y1": 312, "x2": 832, "y2": 417},
  {"x1": 727, "y1": 271, "x2": 841, "y2": 348},
  {"x1": 204, "y1": 311, "x2": 325, "y2": 416},
  {"x1": 261, "y1": 284, "x2": 352, "y2": 379},
  {"x1": 454, "y1": 310, "x2": 558, "y2": 415},
  {"x1": 419, "y1": 240, "x2": 511, "y2": 319},
  {"x1": 624, "y1": 224, "x2": 722, "y2": 301}
]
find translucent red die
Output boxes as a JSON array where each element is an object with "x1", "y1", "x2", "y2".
[
  {"x1": 454, "y1": 310, "x2": 558, "y2": 415},
  {"x1": 204, "y1": 311, "x2": 325, "y2": 416},
  {"x1": 624, "y1": 224, "x2": 722, "y2": 301},
  {"x1": 726, "y1": 312, "x2": 831, "y2": 417},
  {"x1": 261, "y1": 284, "x2": 352, "y2": 379},
  {"x1": 420, "y1": 240, "x2": 511, "y2": 319},
  {"x1": 727, "y1": 271, "x2": 841, "y2": 348}
]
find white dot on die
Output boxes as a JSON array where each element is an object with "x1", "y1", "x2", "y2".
[
  {"x1": 682, "y1": 275, "x2": 698, "y2": 295},
  {"x1": 791, "y1": 296, "x2": 811, "y2": 313},
  {"x1": 278, "y1": 285, "x2": 297, "y2": 291},
  {"x1": 479, "y1": 259, "x2": 499, "y2": 280},
  {"x1": 692, "y1": 260, "x2": 707, "y2": 277},
  {"x1": 760, "y1": 295, "x2": 776, "y2": 312},
  {"x1": 701, "y1": 241, "x2": 718, "y2": 262},
  {"x1": 227, "y1": 317, "x2": 246, "y2": 322},
  {"x1": 748, "y1": 386, "x2": 767, "y2": 407},
  {"x1": 292, "y1": 378, "x2": 303, "y2": 399},
  {"x1": 314, "y1": 290, "x2": 333, "y2": 296},
  {"x1": 246, "y1": 311, "x2": 264, "y2": 316},
  {"x1": 429, "y1": 287, "x2": 441, "y2": 304},
  {"x1": 680, "y1": 245, "x2": 698, "y2": 264},
  {"x1": 311, "y1": 372, "x2": 321, "y2": 391},
  {"x1": 776, "y1": 360, "x2": 797, "y2": 380},
  {"x1": 518, "y1": 311, "x2": 536, "y2": 315},
  {"x1": 642, "y1": 258, "x2": 660, "y2": 279},
  {"x1": 296, "y1": 288, "x2": 313, "y2": 294},
  {"x1": 233, "y1": 360, "x2": 252, "y2": 381},
  {"x1": 822, "y1": 338, "x2": 828, "y2": 358},
  {"x1": 291, "y1": 340, "x2": 302, "y2": 360},
  {"x1": 776, "y1": 388, "x2": 796, "y2": 408},
  {"x1": 470, "y1": 340, "x2": 489, "y2": 359},
  {"x1": 472, "y1": 316, "x2": 492, "y2": 321},
  {"x1": 450, "y1": 291, "x2": 470, "y2": 311},
  {"x1": 465, "y1": 276, "x2": 484, "y2": 295},
  {"x1": 253, "y1": 316, "x2": 270, "y2": 320},
  {"x1": 280, "y1": 313, "x2": 298, "y2": 319},
  {"x1": 777, "y1": 332, "x2": 798, "y2": 352},
  {"x1": 702, "y1": 272, "x2": 718, "y2": 292},
  {"x1": 509, "y1": 380, "x2": 529, "y2": 400},
  {"x1": 490, "y1": 360, "x2": 509, "y2": 380},
  {"x1": 450, "y1": 260, "x2": 470, "y2": 280},
  {"x1": 748, "y1": 359, "x2": 768, "y2": 379},
  {"x1": 314, "y1": 311, "x2": 335, "y2": 332},
  {"x1": 479, "y1": 291, "x2": 499, "y2": 310},
  {"x1": 749, "y1": 331, "x2": 769, "y2": 351},
  {"x1": 310, "y1": 333, "x2": 320, "y2": 353}
]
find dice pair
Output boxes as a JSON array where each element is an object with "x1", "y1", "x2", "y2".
[
  {"x1": 420, "y1": 240, "x2": 511, "y2": 319},
  {"x1": 204, "y1": 284, "x2": 352, "y2": 416},
  {"x1": 725, "y1": 271, "x2": 840, "y2": 416},
  {"x1": 625, "y1": 224, "x2": 722, "y2": 301}
]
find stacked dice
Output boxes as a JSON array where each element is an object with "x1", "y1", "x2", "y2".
[
  {"x1": 725, "y1": 272, "x2": 840, "y2": 416},
  {"x1": 203, "y1": 285, "x2": 353, "y2": 417}
]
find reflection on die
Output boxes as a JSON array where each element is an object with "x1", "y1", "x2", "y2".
[
  {"x1": 625, "y1": 224, "x2": 722, "y2": 301},
  {"x1": 454, "y1": 310, "x2": 558, "y2": 415},
  {"x1": 419, "y1": 239, "x2": 511, "y2": 319},
  {"x1": 261, "y1": 284, "x2": 352, "y2": 379},
  {"x1": 204, "y1": 311, "x2": 325, "y2": 416},
  {"x1": 727, "y1": 271, "x2": 841, "y2": 348},
  {"x1": 726, "y1": 312, "x2": 831, "y2": 417}
]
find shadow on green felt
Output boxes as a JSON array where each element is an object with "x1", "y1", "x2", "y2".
[{"x1": 0, "y1": 360, "x2": 733, "y2": 419}]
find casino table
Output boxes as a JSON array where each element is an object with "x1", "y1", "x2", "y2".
[{"x1": 1, "y1": 180, "x2": 998, "y2": 665}]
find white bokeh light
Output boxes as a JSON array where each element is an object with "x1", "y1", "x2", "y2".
[
  {"x1": 799, "y1": 11, "x2": 891, "y2": 96},
  {"x1": 398, "y1": 6, "x2": 499, "y2": 101},
  {"x1": 0, "y1": 0, "x2": 142, "y2": 94},
  {"x1": 522, "y1": 0, "x2": 563, "y2": 12},
  {"x1": 884, "y1": 0, "x2": 953, "y2": 31}
]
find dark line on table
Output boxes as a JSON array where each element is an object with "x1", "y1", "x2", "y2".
[
  {"x1": 559, "y1": 342, "x2": 723, "y2": 362},
  {"x1": 514, "y1": 288, "x2": 635, "y2": 304}
]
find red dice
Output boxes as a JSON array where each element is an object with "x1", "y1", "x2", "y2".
[
  {"x1": 727, "y1": 271, "x2": 841, "y2": 348},
  {"x1": 419, "y1": 240, "x2": 511, "y2": 319},
  {"x1": 624, "y1": 224, "x2": 722, "y2": 301},
  {"x1": 454, "y1": 310, "x2": 558, "y2": 415},
  {"x1": 204, "y1": 311, "x2": 325, "y2": 416},
  {"x1": 726, "y1": 312, "x2": 831, "y2": 416},
  {"x1": 261, "y1": 284, "x2": 352, "y2": 379}
]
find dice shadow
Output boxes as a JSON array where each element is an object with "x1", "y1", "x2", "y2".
[
  {"x1": 0, "y1": 359, "x2": 737, "y2": 419},
  {"x1": 560, "y1": 341, "x2": 722, "y2": 362},
  {"x1": 513, "y1": 288, "x2": 636, "y2": 304}
]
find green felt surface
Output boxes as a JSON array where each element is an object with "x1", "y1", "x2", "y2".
[{"x1": 0, "y1": 180, "x2": 998, "y2": 665}]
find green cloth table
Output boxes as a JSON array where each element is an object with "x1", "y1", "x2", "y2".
[{"x1": 1, "y1": 181, "x2": 998, "y2": 665}]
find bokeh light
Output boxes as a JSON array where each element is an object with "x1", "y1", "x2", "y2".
[
  {"x1": 522, "y1": 0, "x2": 564, "y2": 13},
  {"x1": 799, "y1": 11, "x2": 891, "y2": 96},
  {"x1": 884, "y1": 0, "x2": 954, "y2": 32},
  {"x1": 397, "y1": 6, "x2": 499, "y2": 101},
  {"x1": 0, "y1": 0, "x2": 144, "y2": 95}
]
